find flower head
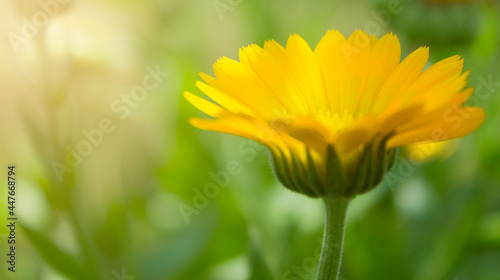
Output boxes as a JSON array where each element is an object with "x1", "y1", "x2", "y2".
[{"x1": 184, "y1": 30, "x2": 484, "y2": 198}]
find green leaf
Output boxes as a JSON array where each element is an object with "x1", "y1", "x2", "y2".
[
  {"x1": 20, "y1": 225, "x2": 88, "y2": 280},
  {"x1": 249, "y1": 238, "x2": 274, "y2": 280}
]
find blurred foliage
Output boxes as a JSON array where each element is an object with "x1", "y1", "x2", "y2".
[{"x1": 0, "y1": 0, "x2": 499, "y2": 279}]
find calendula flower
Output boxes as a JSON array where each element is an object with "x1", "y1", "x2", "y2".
[
  {"x1": 404, "y1": 141, "x2": 457, "y2": 162},
  {"x1": 185, "y1": 29, "x2": 484, "y2": 198},
  {"x1": 184, "y1": 29, "x2": 484, "y2": 280}
]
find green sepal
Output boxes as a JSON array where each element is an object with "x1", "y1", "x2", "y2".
[
  {"x1": 269, "y1": 148, "x2": 294, "y2": 192},
  {"x1": 346, "y1": 143, "x2": 373, "y2": 197},
  {"x1": 324, "y1": 145, "x2": 346, "y2": 197},
  {"x1": 267, "y1": 136, "x2": 398, "y2": 199},
  {"x1": 305, "y1": 148, "x2": 326, "y2": 197},
  {"x1": 289, "y1": 149, "x2": 316, "y2": 197}
]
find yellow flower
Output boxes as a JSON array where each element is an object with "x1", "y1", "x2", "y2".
[
  {"x1": 184, "y1": 29, "x2": 484, "y2": 198},
  {"x1": 404, "y1": 141, "x2": 457, "y2": 163}
]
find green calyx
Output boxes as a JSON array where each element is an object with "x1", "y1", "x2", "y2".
[{"x1": 269, "y1": 137, "x2": 397, "y2": 199}]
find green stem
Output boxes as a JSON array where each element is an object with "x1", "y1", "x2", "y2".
[
  {"x1": 316, "y1": 196, "x2": 350, "y2": 280},
  {"x1": 68, "y1": 196, "x2": 104, "y2": 280}
]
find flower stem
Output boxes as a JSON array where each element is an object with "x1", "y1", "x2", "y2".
[{"x1": 316, "y1": 196, "x2": 350, "y2": 280}]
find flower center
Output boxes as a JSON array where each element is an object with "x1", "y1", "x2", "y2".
[{"x1": 316, "y1": 110, "x2": 357, "y2": 135}]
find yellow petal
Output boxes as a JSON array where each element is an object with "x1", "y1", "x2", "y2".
[
  {"x1": 239, "y1": 44, "x2": 308, "y2": 116},
  {"x1": 212, "y1": 56, "x2": 283, "y2": 118},
  {"x1": 400, "y1": 56, "x2": 467, "y2": 109},
  {"x1": 404, "y1": 141, "x2": 457, "y2": 162},
  {"x1": 195, "y1": 80, "x2": 255, "y2": 116},
  {"x1": 378, "y1": 103, "x2": 424, "y2": 134},
  {"x1": 189, "y1": 116, "x2": 278, "y2": 146},
  {"x1": 183, "y1": 91, "x2": 224, "y2": 118},
  {"x1": 388, "y1": 107, "x2": 485, "y2": 147},
  {"x1": 341, "y1": 30, "x2": 373, "y2": 114},
  {"x1": 334, "y1": 117, "x2": 377, "y2": 156},
  {"x1": 286, "y1": 34, "x2": 326, "y2": 114},
  {"x1": 263, "y1": 39, "x2": 287, "y2": 65},
  {"x1": 357, "y1": 33, "x2": 401, "y2": 115},
  {"x1": 393, "y1": 88, "x2": 475, "y2": 134},
  {"x1": 373, "y1": 46, "x2": 429, "y2": 113},
  {"x1": 314, "y1": 29, "x2": 347, "y2": 114},
  {"x1": 284, "y1": 117, "x2": 330, "y2": 154}
]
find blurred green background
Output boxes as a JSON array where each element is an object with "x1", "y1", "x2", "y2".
[{"x1": 0, "y1": 0, "x2": 499, "y2": 279}]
